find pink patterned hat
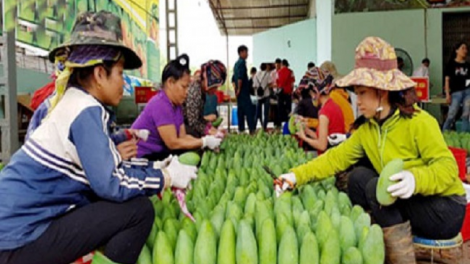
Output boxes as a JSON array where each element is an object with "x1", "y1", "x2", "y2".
[{"x1": 335, "y1": 37, "x2": 416, "y2": 91}]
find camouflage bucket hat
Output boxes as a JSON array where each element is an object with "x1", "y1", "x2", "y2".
[{"x1": 48, "y1": 10, "x2": 142, "y2": 70}]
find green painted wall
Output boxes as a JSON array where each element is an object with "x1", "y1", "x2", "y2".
[
  {"x1": 16, "y1": 68, "x2": 51, "y2": 94},
  {"x1": 332, "y1": 9, "x2": 426, "y2": 80},
  {"x1": 426, "y1": 7, "x2": 470, "y2": 89},
  {"x1": 0, "y1": 65, "x2": 51, "y2": 94},
  {"x1": 253, "y1": 19, "x2": 317, "y2": 82},
  {"x1": 0, "y1": 66, "x2": 51, "y2": 118},
  {"x1": 333, "y1": 7, "x2": 470, "y2": 94},
  {"x1": 332, "y1": 7, "x2": 470, "y2": 120}
]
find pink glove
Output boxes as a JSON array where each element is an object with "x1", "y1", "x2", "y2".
[
  {"x1": 215, "y1": 130, "x2": 225, "y2": 139},
  {"x1": 204, "y1": 123, "x2": 213, "y2": 135}
]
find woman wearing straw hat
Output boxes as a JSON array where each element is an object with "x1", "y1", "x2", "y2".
[
  {"x1": 321, "y1": 61, "x2": 356, "y2": 131},
  {"x1": 183, "y1": 60, "x2": 227, "y2": 138},
  {"x1": 131, "y1": 55, "x2": 223, "y2": 161},
  {"x1": 275, "y1": 37, "x2": 466, "y2": 263},
  {"x1": 0, "y1": 11, "x2": 198, "y2": 264}
]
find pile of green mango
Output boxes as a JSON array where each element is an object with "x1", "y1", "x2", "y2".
[
  {"x1": 443, "y1": 131, "x2": 470, "y2": 153},
  {"x1": 135, "y1": 133, "x2": 384, "y2": 264}
]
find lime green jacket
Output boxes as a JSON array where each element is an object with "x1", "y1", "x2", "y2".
[{"x1": 291, "y1": 108, "x2": 465, "y2": 197}]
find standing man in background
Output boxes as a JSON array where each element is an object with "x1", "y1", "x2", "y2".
[
  {"x1": 234, "y1": 45, "x2": 256, "y2": 134},
  {"x1": 272, "y1": 58, "x2": 282, "y2": 94},
  {"x1": 275, "y1": 58, "x2": 282, "y2": 72},
  {"x1": 276, "y1": 59, "x2": 295, "y2": 128},
  {"x1": 308, "y1": 61, "x2": 316, "y2": 70},
  {"x1": 413, "y1": 58, "x2": 430, "y2": 77}
]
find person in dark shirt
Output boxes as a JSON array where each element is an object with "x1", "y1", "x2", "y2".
[
  {"x1": 397, "y1": 57, "x2": 405, "y2": 72},
  {"x1": 443, "y1": 42, "x2": 470, "y2": 131},
  {"x1": 297, "y1": 86, "x2": 319, "y2": 123},
  {"x1": 234, "y1": 45, "x2": 256, "y2": 133}
]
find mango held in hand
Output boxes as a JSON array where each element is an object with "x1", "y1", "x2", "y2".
[
  {"x1": 288, "y1": 115, "x2": 298, "y2": 134},
  {"x1": 179, "y1": 152, "x2": 201, "y2": 166},
  {"x1": 212, "y1": 117, "x2": 223, "y2": 128},
  {"x1": 376, "y1": 159, "x2": 403, "y2": 206}
]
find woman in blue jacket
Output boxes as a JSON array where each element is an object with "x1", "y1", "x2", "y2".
[{"x1": 0, "y1": 11, "x2": 197, "y2": 264}]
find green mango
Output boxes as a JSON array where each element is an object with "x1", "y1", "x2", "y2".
[{"x1": 376, "y1": 159, "x2": 403, "y2": 206}]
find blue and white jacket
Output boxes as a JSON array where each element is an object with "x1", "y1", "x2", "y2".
[{"x1": 0, "y1": 87, "x2": 165, "y2": 250}]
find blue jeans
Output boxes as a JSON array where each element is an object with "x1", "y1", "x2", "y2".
[
  {"x1": 256, "y1": 97, "x2": 270, "y2": 129},
  {"x1": 443, "y1": 88, "x2": 470, "y2": 131}
]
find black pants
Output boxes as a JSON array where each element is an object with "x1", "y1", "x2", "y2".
[
  {"x1": 0, "y1": 197, "x2": 154, "y2": 264},
  {"x1": 348, "y1": 166, "x2": 466, "y2": 240},
  {"x1": 256, "y1": 98, "x2": 270, "y2": 130},
  {"x1": 275, "y1": 93, "x2": 291, "y2": 127},
  {"x1": 184, "y1": 123, "x2": 203, "y2": 138},
  {"x1": 237, "y1": 99, "x2": 256, "y2": 133},
  {"x1": 143, "y1": 149, "x2": 187, "y2": 161}
]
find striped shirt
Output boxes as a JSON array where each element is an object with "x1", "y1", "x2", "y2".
[{"x1": 0, "y1": 87, "x2": 164, "y2": 250}]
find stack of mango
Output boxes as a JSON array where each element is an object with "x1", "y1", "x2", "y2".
[
  {"x1": 137, "y1": 133, "x2": 384, "y2": 264},
  {"x1": 443, "y1": 131, "x2": 470, "y2": 153}
]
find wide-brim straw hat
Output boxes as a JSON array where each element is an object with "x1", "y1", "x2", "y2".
[
  {"x1": 48, "y1": 10, "x2": 142, "y2": 70},
  {"x1": 335, "y1": 37, "x2": 416, "y2": 91}
]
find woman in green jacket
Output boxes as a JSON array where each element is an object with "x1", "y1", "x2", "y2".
[{"x1": 276, "y1": 37, "x2": 466, "y2": 264}]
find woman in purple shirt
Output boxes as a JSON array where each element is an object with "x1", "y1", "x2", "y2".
[{"x1": 132, "y1": 54, "x2": 222, "y2": 160}]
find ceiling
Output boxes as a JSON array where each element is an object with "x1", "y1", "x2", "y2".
[{"x1": 208, "y1": 0, "x2": 311, "y2": 36}]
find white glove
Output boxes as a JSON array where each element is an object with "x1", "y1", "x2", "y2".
[
  {"x1": 275, "y1": 172, "x2": 297, "y2": 197},
  {"x1": 202, "y1": 135, "x2": 222, "y2": 150},
  {"x1": 134, "y1": 129, "x2": 150, "y2": 141},
  {"x1": 164, "y1": 156, "x2": 198, "y2": 189},
  {"x1": 387, "y1": 170, "x2": 416, "y2": 199},
  {"x1": 128, "y1": 129, "x2": 150, "y2": 141},
  {"x1": 328, "y1": 133, "x2": 347, "y2": 146},
  {"x1": 153, "y1": 155, "x2": 174, "y2": 169},
  {"x1": 462, "y1": 183, "x2": 470, "y2": 203}
]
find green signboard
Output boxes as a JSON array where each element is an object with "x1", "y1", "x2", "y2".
[{"x1": 4, "y1": 0, "x2": 160, "y2": 81}]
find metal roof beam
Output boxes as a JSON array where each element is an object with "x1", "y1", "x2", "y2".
[
  {"x1": 219, "y1": 15, "x2": 306, "y2": 20},
  {"x1": 226, "y1": 25, "x2": 284, "y2": 29},
  {"x1": 208, "y1": 0, "x2": 228, "y2": 35},
  {"x1": 216, "y1": 3, "x2": 308, "y2": 10}
]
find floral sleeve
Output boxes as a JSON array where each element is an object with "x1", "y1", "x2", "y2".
[{"x1": 184, "y1": 82, "x2": 207, "y2": 136}]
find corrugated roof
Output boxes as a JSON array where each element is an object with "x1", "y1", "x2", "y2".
[{"x1": 208, "y1": 0, "x2": 310, "y2": 36}]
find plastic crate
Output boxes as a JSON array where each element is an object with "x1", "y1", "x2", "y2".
[
  {"x1": 462, "y1": 203, "x2": 470, "y2": 242},
  {"x1": 449, "y1": 147, "x2": 467, "y2": 181}
]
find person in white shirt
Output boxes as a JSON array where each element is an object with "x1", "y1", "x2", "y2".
[
  {"x1": 272, "y1": 58, "x2": 281, "y2": 91},
  {"x1": 413, "y1": 58, "x2": 430, "y2": 77},
  {"x1": 253, "y1": 63, "x2": 273, "y2": 130}
]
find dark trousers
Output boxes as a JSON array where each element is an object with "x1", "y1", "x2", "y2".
[
  {"x1": 347, "y1": 167, "x2": 466, "y2": 240},
  {"x1": 0, "y1": 197, "x2": 154, "y2": 264},
  {"x1": 256, "y1": 97, "x2": 270, "y2": 130},
  {"x1": 237, "y1": 99, "x2": 256, "y2": 133},
  {"x1": 275, "y1": 92, "x2": 292, "y2": 127},
  {"x1": 143, "y1": 149, "x2": 187, "y2": 161}
]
